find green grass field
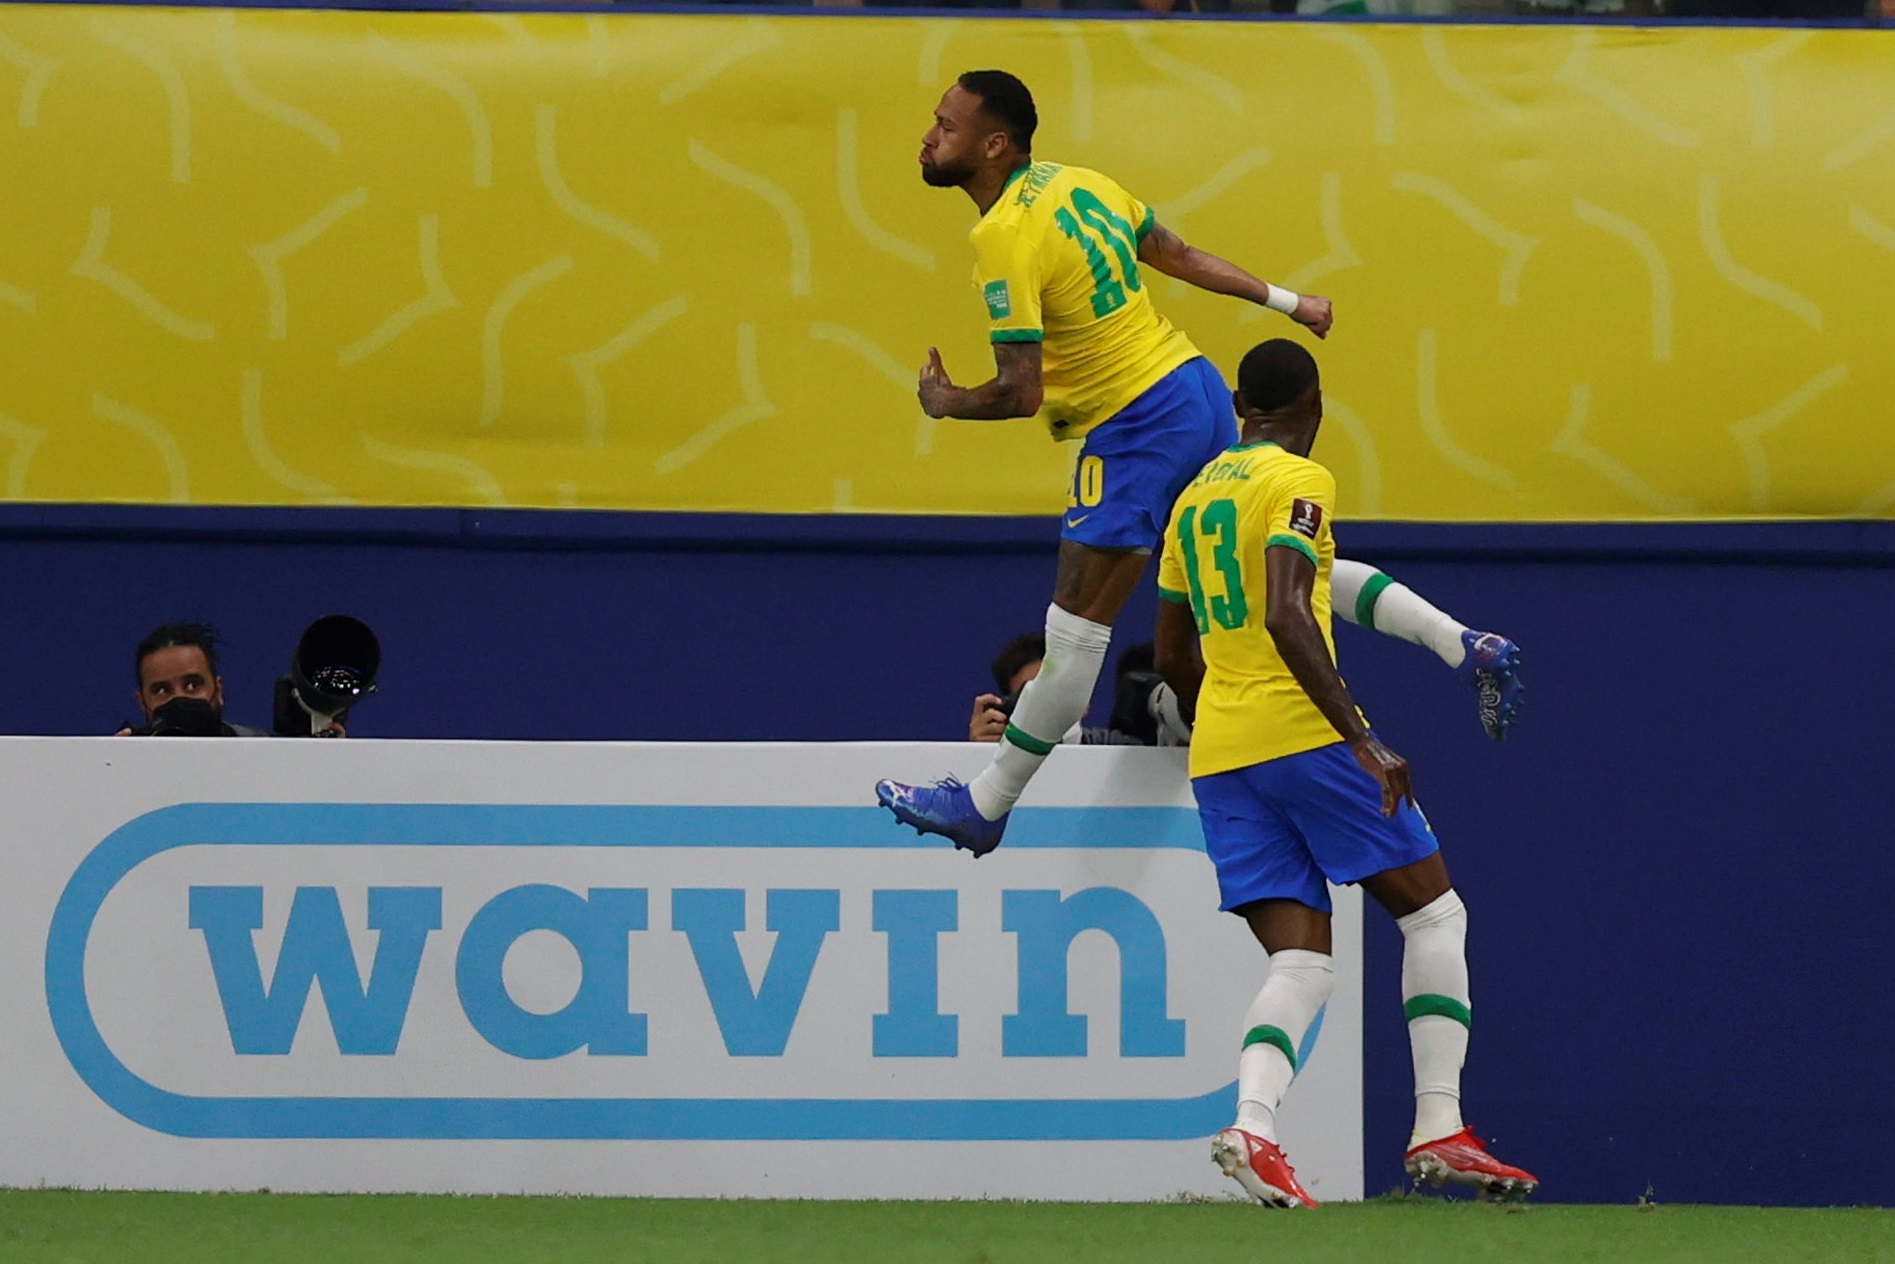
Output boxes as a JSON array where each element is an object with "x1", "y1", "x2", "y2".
[{"x1": 3, "y1": 1191, "x2": 1890, "y2": 1264}]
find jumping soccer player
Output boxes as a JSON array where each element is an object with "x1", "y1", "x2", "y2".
[
  {"x1": 1154, "y1": 339, "x2": 1536, "y2": 1208},
  {"x1": 876, "y1": 70, "x2": 1519, "y2": 856}
]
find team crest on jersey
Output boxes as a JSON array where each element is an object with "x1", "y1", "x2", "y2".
[
  {"x1": 984, "y1": 281, "x2": 1012, "y2": 319},
  {"x1": 1289, "y1": 499, "x2": 1324, "y2": 540}
]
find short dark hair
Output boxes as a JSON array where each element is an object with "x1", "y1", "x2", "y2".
[
  {"x1": 990, "y1": 631, "x2": 1045, "y2": 694},
  {"x1": 1237, "y1": 339, "x2": 1320, "y2": 414},
  {"x1": 957, "y1": 70, "x2": 1036, "y2": 155},
  {"x1": 135, "y1": 621, "x2": 221, "y2": 686}
]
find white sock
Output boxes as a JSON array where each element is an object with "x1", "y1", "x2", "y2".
[
  {"x1": 1234, "y1": 949, "x2": 1335, "y2": 1143},
  {"x1": 1331, "y1": 559, "x2": 1470, "y2": 668},
  {"x1": 968, "y1": 604, "x2": 1111, "y2": 820},
  {"x1": 1329, "y1": 558, "x2": 1379, "y2": 628},
  {"x1": 1397, "y1": 890, "x2": 1471, "y2": 1145}
]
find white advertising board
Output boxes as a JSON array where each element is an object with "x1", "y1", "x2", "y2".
[{"x1": 0, "y1": 738, "x2": 1362, "y2": 1201}]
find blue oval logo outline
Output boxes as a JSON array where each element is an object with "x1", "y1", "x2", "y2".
[{"x1": 45, "y1": 802, "x2": 1238, "y2": 1140}]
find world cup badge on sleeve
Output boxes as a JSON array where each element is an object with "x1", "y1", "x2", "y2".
[{"x1": 1289, "y1": 498, "x2": 1324, "y2": 540}]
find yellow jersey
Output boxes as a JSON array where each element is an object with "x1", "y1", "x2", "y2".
[
  {"x1": 970, "y1": 162, "x2": 1199, "y2": 440},
  {"x1": 1157, "y1": 441, "x2": 1366, "y2": 779}
]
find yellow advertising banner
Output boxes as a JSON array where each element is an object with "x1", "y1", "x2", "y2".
[{"x1": 0, "y1": 6, "x2": 1889, "y2": 520}]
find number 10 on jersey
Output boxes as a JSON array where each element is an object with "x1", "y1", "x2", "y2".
[
  {"x1": 1054, "y1": 189, "x2": 1144, "y2": 319},
  {"x1": 1068, "y1": 454, "x2": 1105, "y2": 511}
]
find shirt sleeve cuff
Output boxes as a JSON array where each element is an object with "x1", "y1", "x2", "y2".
[
  {"x1": 1157, "y1": 586, "x2": 1190, "y2": 604},
  {"x1": 990, "y1": 329, "x2": 1043, "y2": 343},
  {"x1": 1265, "y1": 532, "x2": 1320, "y2": 568}
]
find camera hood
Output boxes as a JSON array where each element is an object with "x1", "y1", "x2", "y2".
[{"x1": 289, "y1": 615, "x2": 380, "y2": 711}]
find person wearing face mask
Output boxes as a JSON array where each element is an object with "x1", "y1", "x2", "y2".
[{"x1": 115, "y1": 622, "x2": 283, "y2": 737}]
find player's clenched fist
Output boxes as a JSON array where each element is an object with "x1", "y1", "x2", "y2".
[{"x1": 1294, "y1": 294, "x2": 1334, "y2": 340}]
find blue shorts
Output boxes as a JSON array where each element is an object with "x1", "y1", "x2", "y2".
[
  {"x1": 1060, "y1": 356, "x2": 1236, "y2": 551},
  {"x1": 1192, "y1": 741, "x2": 1441, "y2": 916}
]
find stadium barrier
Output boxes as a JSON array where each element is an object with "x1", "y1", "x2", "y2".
[{"x1": 2, "y1": 736, "x2": 1365, "y2": 1201}]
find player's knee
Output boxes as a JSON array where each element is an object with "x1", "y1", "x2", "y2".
[
  {"x1": 1269, "y1": 948, "x2": 1337, "y2": 1009},
  {"x1": 1396, "y1": 889, "x2": 1467, "y2": 939},
  {"x1": 1042, "y1": 603, "x2": 1113, "y2": 657}
]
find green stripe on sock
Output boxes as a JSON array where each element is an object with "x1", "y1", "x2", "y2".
[
  {"x1": 1404, "y1": 993, "x2": 1472, "y2": 1029},
  {"x1": 1355, "y1": 570, "x2": 1396, "y2": 632},
  {"x1": 1002, "y1": 724, "x2": 1057, "y2": 756},
  {"x1": 1241, "y1": 1024, "x2": 1298, "y2": 1071}
]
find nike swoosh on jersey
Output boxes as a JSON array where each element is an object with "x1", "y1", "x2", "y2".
[{"x1": 1065, "y1": 514, "x2": 1091, "y2": 527}]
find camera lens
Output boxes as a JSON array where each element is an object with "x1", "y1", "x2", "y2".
[{"x1": 307, "y1": 664, "x2": 368, "y2": 702}]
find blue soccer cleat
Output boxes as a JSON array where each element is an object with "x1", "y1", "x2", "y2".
[
  {"x1": 875, "y1": 775, "x2": 1009, "y2": 857},
  {"x1": 1457, "y1": 630, "x2": 1525, "y2": 742}
]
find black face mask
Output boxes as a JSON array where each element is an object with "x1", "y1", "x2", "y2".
[{"x1": 147, "y1": 696, "x2": 225, "y2": 737}]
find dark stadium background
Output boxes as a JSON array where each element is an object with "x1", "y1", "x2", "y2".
[{"x1": 7, "y1": 503, "x2": 1887, "y2": 1206}]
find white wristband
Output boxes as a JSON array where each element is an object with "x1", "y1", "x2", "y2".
[{"x1": 1264, "y1": 284, "x2": 1301, "y2": 316}]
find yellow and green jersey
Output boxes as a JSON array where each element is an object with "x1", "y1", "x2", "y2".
[
  {"x1": 970, "y1": 162, "x2": 1198, "y2": 440},
  {"x1": 1157, "y1": 441, "x2": 1365, "y2": 779}
]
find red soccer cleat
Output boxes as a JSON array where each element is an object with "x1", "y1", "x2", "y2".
[
  {"x1": 1212, "y1": 1127, "x2": 1320, "y2": 1208},
  {"x1": 1404, "y1": 1125, "x2": 1539, "y2": 1200}
]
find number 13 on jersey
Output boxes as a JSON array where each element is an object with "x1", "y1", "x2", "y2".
[{"x1": 1175, "y1": 499, "x2": 1249, "y2": 633}]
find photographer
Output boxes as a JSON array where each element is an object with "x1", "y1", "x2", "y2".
[
  {"x1": 969, "y1": 633, "x2": 1172, "y2": 746},
  {"x1": 969, "y1": 633, "x2": 1047, "y2": 742},
  {"x1": 117, "y1": 622, "x2": 344, "y2": 737}
]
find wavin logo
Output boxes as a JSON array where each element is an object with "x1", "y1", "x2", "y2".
[{"x1": 46, "y1": 804, "x2": 1274, "y2": 1141}]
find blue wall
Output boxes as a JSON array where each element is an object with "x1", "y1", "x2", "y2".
[
  {"x1": 1331, "y1": 538, "x2": 1893, "y2": 1209},
  {"x1": 4, "y1": 505, "x2": 1891, "y2": 1206},
  {"x1": 16, "y1": 508, "x2": 1105, "y2": 742}
]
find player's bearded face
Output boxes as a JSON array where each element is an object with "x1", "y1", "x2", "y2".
[
  {"x1": 919, "y1": 123, "x2": 978, "y2": 188},
  {"x1": 921, "y1": 87, "x2": 985, "y2": 188},
  {"x1": 920, "y1": 148, "x2": 974, "y2": 187}
]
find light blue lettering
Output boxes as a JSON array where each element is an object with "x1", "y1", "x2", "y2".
[
  {"x1": 672, "y1": 888, "x2": 840, "y2": 1056},
  {"x1": 1001, "y1": 887, "x2": 1187, "y2": 1058},
  {"x1": 872, "y1": 889, "x2": 959, "y2": 1057},
  {"x1": 188, "y1": 885, "x2": 441, "y2": 1056},
  {"x1": 455, "y1": 885, "x2": 648, "y2": 1059}
]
